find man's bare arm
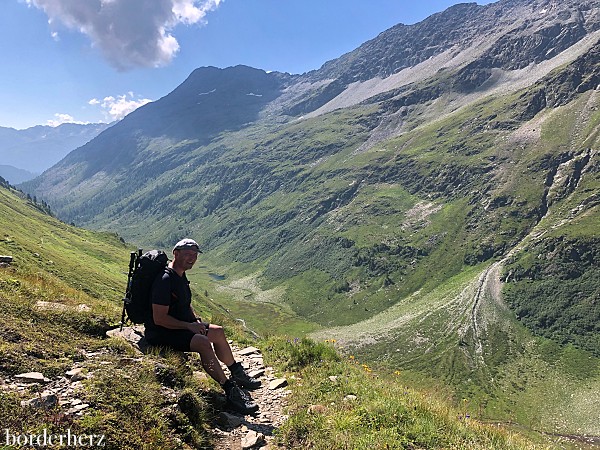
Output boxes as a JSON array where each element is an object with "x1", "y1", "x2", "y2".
[{"x1": 152, "y1": 304, "x2": 206, "y2": 334}]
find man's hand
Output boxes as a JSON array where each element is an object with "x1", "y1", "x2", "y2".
[
  {"x1": 153, "y1": 304, "x2": 209, "y2": 335},
  {"x1": 187, "y1": 321, "x2": 209, "y2": 335}
]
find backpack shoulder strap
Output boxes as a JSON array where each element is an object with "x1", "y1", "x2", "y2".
[{"x1": 163, "y1": 266, "x2": 179, "y2": 301}]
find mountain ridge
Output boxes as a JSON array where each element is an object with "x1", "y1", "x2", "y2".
[
  {"x1": 0, "y1": 122, "x2": 110, "y2": 176},
  {"x1": 0, "y1": 164, "x2": 37, "y2": 185},
  {"x1": 294, "y1": 0, "x2": 600, "y2": 117}
]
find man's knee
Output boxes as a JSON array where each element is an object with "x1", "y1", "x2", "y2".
[
  {"x1": 208, "y1": 324, "x2": 225, "y2": 339},
  {"x1": 190, "y1": 334, "x2": 213, "y2": 353}
]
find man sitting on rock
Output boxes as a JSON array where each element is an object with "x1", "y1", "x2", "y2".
[{"x1": 144, "y1": 238, "x2": 261, "y2": 414}]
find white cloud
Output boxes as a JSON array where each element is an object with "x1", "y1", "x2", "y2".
[
  {"x1": 91, "y1": 93, "x2": 153, "y2": 121},
  {"x1": 44, "y1": 93, "x2": 151, "y2": 126},
  {"x1": 25, "y1": 0, "x2": 224, "y2": 70},
  {"x1": 173, "y1": 0, "x2": 223, "y2": 24},
  {"x1": 46, "y1": 113, "x2": 89, "y2": 127}
]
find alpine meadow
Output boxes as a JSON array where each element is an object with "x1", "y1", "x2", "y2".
[{"x1": 4, "y1": 0, "x2": 600, "y2": 448}]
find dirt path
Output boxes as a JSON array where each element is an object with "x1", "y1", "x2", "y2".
[
  {"x1": 211, "y1": 345, "x2": 289, "y2": 449},
  {"x1": 470, "y1": 263, "x2": 495, "y2": 363}
]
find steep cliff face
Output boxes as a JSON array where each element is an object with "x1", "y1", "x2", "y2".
[
  {"x1": 295, "y1": 0, "x2": 600, "y2": 112},
  {"x1": 313, "y1": 3, "x2": 486, "y2": 83}
]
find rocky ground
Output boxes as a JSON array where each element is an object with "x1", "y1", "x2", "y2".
[
  {"x1": 212, "y1": 345, "x2": 290, "y2": 449},
  {"x1": 1, "y1": 327, "x2": 289, "y2": 449}
]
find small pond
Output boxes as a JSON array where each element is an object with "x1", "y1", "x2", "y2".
[{"x1": 208, "y1": 272, "x2": 226, "y2": 281}]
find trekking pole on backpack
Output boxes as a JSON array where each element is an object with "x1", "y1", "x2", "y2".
[{"x1": 120, "y1": 250, "x2": 139, "y2": 331}]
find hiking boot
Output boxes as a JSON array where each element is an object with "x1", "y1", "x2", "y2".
[
  {"x1": 224, "y1": 380, "x2": 259, "y2": 415},
  {"x1": 229, "y1": 362, "x2": 261, "y2": 390}
]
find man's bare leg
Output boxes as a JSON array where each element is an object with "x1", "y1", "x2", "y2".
[
  {"x1": 190, "y1": 334, "x2": 227, "y2": 384},
  {"x1": 206, "y1": 325, "x2": 235, "y2": 366},
  {"x1": 191, "y1": 332, "x2": 259, "y2": 413}
]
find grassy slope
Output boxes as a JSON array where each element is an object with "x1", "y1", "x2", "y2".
[
  {"x1": 29, "y1": 69, "x2": 595, "y2": 345},
  {"x1": 0, "y1": 186, "x2": 216, "y2": 448},
  {"x1": 0, "y1": 185, "x2": 551, "y2": 449},
  {"x1": 204, "y1": 86, "x2": 582, "y2": 329},
  {"x1": 8, "y1": 50, "x2": 597, "y2": 448},
  {"x1": 308, "y1": 90, "x2": 600, "y2": 437},
  {"x1": 0, "y1": 186, "x2": 127, "y2": 375},
  {"x1": 263, "y1": 336, "x2": 552, "y2": 450},
  {"x1": 311, "y1": 262, "x2": 600, "y2": 438}
]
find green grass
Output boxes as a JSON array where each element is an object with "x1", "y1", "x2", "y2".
[
  {"x1": 0, "y1": 188, "x2": 129, "y2": 376},
  {"x1": 0, "y1": 188, "x2": 128, "y2": 303},
  {"x1": 0, "y1": 185, "x2": 264, "y2": 449},
  {"x1": 262, "y1": 336, "x2": 548, "y2": 449},
  {"x1": 185, "y1": 263, "x2": 321, "y2": 337},
  {"x1": 309, "y1": 261, "x2": 600, "y2": 440},
  {"x1": 74, "y1": 351, "x2": 212, "y2": 449}
]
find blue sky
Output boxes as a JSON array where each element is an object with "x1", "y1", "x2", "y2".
[{"x1": 1, "y1": 0, "x2": 496, "y2": 130}]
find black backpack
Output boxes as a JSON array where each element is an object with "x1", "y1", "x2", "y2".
[{"x1": 120, "y1": 249, "x2": 169, "y2": 328}]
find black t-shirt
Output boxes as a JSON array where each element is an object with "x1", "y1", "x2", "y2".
[{"x1": 145, "y1": 268, "x2": 195, "y2": 336}]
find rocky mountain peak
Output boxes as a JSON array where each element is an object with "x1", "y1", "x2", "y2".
[
  {"x1": 118, "y1": 65, "x2": 293, "y2": 141},
  {"x1": 315, "y1": 0, "x2": 599, "y2": 81}
]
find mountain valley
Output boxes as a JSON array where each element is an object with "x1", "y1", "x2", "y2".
[{"x1": 13, "y1": 0, "x2": 600, "y2": 439}]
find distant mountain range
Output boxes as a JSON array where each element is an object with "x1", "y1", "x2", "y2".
[
  {"x1": 0, "y1": 164, "x2": 36, "y2": 185},
  {"x1": 21, "y1": 0, "x2": 600, "y2": 433},
  {"x1": 0, "y1": 122, "x2": 110, "y2": 183}
]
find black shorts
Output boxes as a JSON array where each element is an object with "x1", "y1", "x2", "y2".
[{"x1": 145, "y1": 328, "x2": 195, "y2": 352}]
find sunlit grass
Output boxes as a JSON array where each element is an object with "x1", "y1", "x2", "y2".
[{"x1": 262, "y1": 336, "x2": 547, "y2": 449}]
